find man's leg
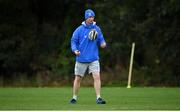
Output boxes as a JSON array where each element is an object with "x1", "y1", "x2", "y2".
[
  {"x1": 92, "y1": 73, "x2": 101, "y2": 98},
  {"x1": 73, "y1": 75, "x2": 82, "y2": 98},
  {"x1": 92, "y1": 73, "x2": 106, "y2": 104},
  {"x1": 70, "y1": 62, "x2": 87, "y2": 104},
  {"x1": 70, "y1": 75, "x2": 82, "y2": 104}
]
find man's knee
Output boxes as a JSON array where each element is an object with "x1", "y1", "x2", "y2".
[
  {"x1": 92, "y1": 73, "x2": 100, "y2": 80},
  {"x1": 75, "y1": 75, "x2": 83, "y2": 82}
]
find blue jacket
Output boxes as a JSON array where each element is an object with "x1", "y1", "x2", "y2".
[{"x1": 71, "y1": 21, "x2": 106, "y2": 62}]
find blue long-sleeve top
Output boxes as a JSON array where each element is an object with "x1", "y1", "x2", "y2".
[{"x1": 71, "y1": 21, "x2": 106, "y2": 62}]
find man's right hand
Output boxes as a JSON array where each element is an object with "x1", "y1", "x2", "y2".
[{"x1": 74, "y1": 50, "x2": 80, "y2": 56}]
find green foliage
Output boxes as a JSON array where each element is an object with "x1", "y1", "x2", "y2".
[{"x1": 94, "y1": 0, "x2": 180, "y2": 86}]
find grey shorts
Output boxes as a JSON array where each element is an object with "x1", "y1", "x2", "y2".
[{"x1": 74, "y1": 60, "x2": 100, "y2": 77}]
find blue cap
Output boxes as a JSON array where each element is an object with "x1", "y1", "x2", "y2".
[{"x1": 85, "y1": 9, "x2": 95, "y2": 19}]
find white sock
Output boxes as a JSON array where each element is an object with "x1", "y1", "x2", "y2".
[
  {"x1": 73, "y1": 95, "x2": 77, "y2": 100},
  {"x1": 97, "y1": 95, "x2": 101, "y2": 100}
]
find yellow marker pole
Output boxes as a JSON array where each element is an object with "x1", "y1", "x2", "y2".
[{"x1": 127, "y1": 42, "x2": 135, "y2": 88}]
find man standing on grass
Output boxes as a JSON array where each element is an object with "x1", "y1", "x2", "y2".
[{"x1": 70, "y1": 9, "x2": 107, "y2": 104}]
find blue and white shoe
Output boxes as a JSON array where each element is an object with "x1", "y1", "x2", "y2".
[
  {"x1": 70, "y1": 98, "x2": 77, "y2": 104},
  {"x1": 96, "y1": 98, "x2": 106, "y2": 104}
]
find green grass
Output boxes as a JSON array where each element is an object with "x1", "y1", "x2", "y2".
[{"x1": 0, "y1": 87, "x2": 180, "y2": 110}]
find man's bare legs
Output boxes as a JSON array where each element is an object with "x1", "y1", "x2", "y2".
[{"x1": 70, "y1": 73, "x2": 106, "y2": 104}]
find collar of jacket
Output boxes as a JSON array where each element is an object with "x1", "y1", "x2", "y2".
[{"x1": 82, "y1": 21, "x2": 96, "y2": 29}]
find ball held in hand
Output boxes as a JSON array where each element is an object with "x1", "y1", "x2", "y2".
[{"x1": 88, "y1": 29, "x2": 98, "y2": 40}]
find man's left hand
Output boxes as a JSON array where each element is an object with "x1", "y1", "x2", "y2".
[{"x1": 100, "y1": 42, "x2": 106, "y2": 48}]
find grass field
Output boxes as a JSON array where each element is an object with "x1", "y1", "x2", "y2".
[{"x1": 0, "y1": 87, "x2": 180, "y2": 110}]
